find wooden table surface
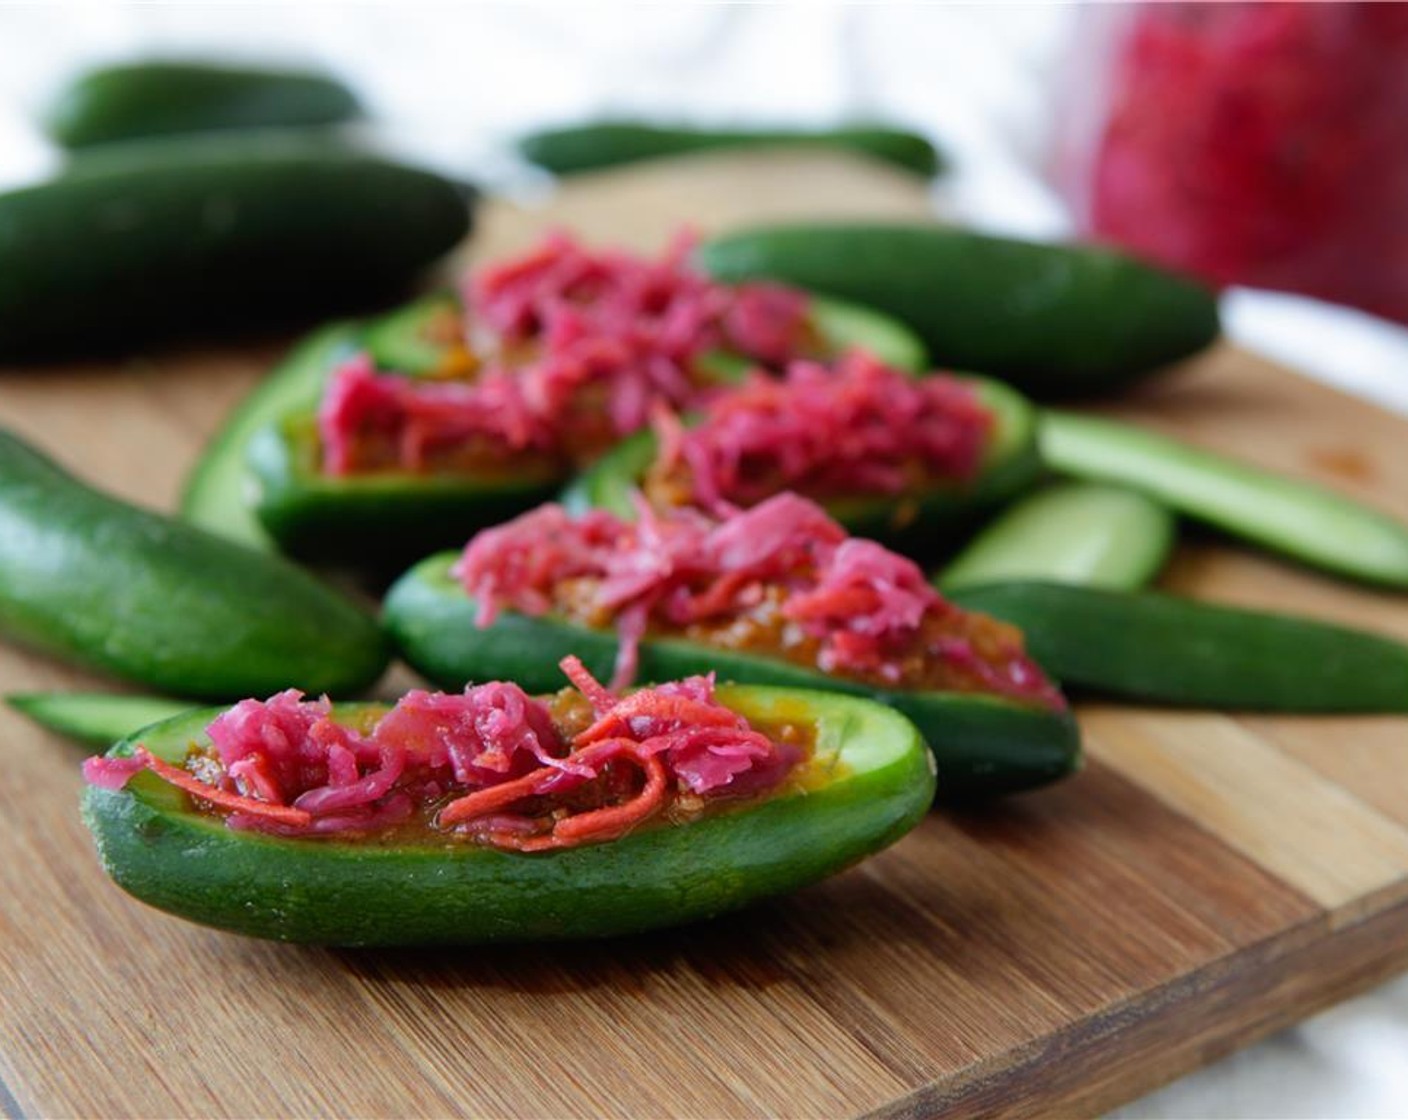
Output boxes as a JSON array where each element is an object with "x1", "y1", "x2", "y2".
[{"x1": 1, "y1": 152, "x2": 1406, "y2": 1119}]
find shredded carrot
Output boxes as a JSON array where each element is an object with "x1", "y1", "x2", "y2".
[
  {"x1": 574, "y1": 693, "x2": 739, "y2": 747},
  {"x1": 438, "y1": 737, "x2": 625, "y2": 827},
  {"x1": 438, "y1": 739, "x2": 667, "y2": 850},
  {"x1": 133, "y1": 748, "x2": 313, "y2": 828},
  {"x1": 552, "y1": 747, "x2": 666, "y2": 844},
  {"x1": 436, "y1": 766, "x2": 556, "y2": 827}
]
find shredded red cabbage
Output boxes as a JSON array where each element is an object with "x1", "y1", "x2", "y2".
[
  {"x1": 318, "y1": 355, "x2": 556, "y2": 477},
  {"x1": 81, "y1": 662, "x2": 799, "y2": 848},
  {"x1": 469, "y1": 230, "x2": 811, "y2": 368},
  {"x1": 454, "y1": 493, "x2": 1063, "y2": 707},
  {"x1": 651, "y1": 352, "x2": 993, "y2": 511},
  {"x1": 319, "y1": 232, "x2": 813, "y2": 476}
]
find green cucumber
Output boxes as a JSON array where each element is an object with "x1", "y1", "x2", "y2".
[
  {"x1": 45, "y1": 60, "x2": 362, "y2": 149},
  {"x1": 247, "y1": 413, "x2": 563, "y2": 568},
  {"x1": 696, "y1": 223, "x2": 1221, "y2": 399},
  {"x1": 363, "y1": 291, "x2": 463, "y2": 376},
  {"x1": 82, "y1": 687, "x2": 934, "y2": 945},
  {"x1": 363, "y1": 291, "x2": 928, "y2": 378},
  {"x1": 806, "y1": 295, "x2": 929, "y2": 373},
  {"x1": 563, "y1": 375, "x2": 1040, "y2": 555},
  {"x1": 6, "y1": 692, "x2": 195, "y2": 747},
  {"x1": 950, "y1": 582, "x2": 1408, "y2": 712},
  {"x1": 1041, "y1": 412, "x2": 1408, "y2": 588},
  {"x1": 0, "y1": 134, "x2": 471, "y2": 360},
  {"x1": 938, "y1": 484, "x2": 1176, "y2": 592},
  {"x1": 180, "y1": 322, "x2": 361, "y2": 549},
  {"x1": 384, "y1": 554, "x2": 1081, "y2": 800},
  {"x1": 517, "y1": 121, "x2": 944, "y2": 178},
  {"x1": 0, "y1": 428, "x2": 389, "y2": 699}
]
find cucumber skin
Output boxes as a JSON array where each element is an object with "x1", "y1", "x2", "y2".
[
  {"x1": 384, "y1": 554, "x2": 1081, "y2": 801},
  {"x1": 0, "y1": 429, "x2": 389, "y2": 700},
  {"x1": 697, "y1": 224, "x2": 1221, "y2": 399},
  {"x1": 0, "y1": 135, "x2": 472, "y2": 360},
  {"x1": 81, "y1": 692, "x2": 934, "y2": 945},
  {"x1": 518, "y1": 121, "x2": 944, "y2": 178},
  {"x1": 1042, "y1": 412, "x2": 1408, "y2": 589},
  {"x1": 180, "y1": 322, "x2": 361, "y2": 550},
  {"x1": 562, "y1": 375, "x2": 1041, "y2": 560},
  {"x1": 248, "y1": 415, "x2": 563, "y2": 570},
  {"x1": 46, "y1": 61, "x2": 362, "y2": 149},
  {"x1": 938, "y1": 484, "x2": 1176, "y2": 593},
  {"x1": 6, "y1": 692, "x2": 195, "y2": 747},
  {"x1": 950, "y1": 582, "x2": 1408, "y2": 713}
]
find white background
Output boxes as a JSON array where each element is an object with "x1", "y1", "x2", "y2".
[{"x1": 1, "y1": 4, "x2": 1406, "y2": 1116}]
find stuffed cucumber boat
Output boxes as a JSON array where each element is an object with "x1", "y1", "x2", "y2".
[
  {"x1": 385, "y1": 494, "x2": 1080, "y2": 800},
  {"x1": 362, "y1": 287, "x2": 927, "y2": 381},
  {"x1": 246, "y1": 232, "x2": 927, "y2": 566},
  {"x1": 82, "y1": 660, "x2": 934, "y2": 945},
  {"x1": 564, "y1": 351, "x2": 1039, "y2": 553}
]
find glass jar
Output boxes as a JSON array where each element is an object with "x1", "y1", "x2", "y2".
[{"x1": 1054, "y1": 3, "x2": 1408, "y2": 323}]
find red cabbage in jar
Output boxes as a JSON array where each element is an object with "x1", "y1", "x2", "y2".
[{"x1": 1055, "y1": 3, "x2": 1408, "y2": 323}]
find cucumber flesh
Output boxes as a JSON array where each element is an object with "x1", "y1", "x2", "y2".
[
  {"x1": 180, "y1": 322, "x2": 360, "y2": 549},
  {"x1": 362, "y1": 291, "x2": 461, "y2": 376},
  {"x1": 7, "y1": 692, "x2": 195, "y2": 747},
  {"x1": 808, "y1": 295, "x2": 928, "y2": 372},
  {"x1": 1042, "y1": 412, "x2": 1408, "y2": 588},
  {"x1": 938, "y1": 484, "x2": 1175, "y2": 592},
  {"x1": 951, "y1": 581, "x2": 1408, "y2": 713}
]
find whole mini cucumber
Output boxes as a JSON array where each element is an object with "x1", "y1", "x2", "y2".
[
  {"x1": 938, "y1": 484, "x2": 1176, "y2": 592},
  {"x1": 45, "y1": 60, "x2": 362, "y2": 149},
  {"x1": 518, "y1": 121, "x2": 944, "y2": 178},
  {"x1": 1042, "y1": 412, "x2": 1408, "y2": 588},
  {"x1": 0, "y1": 428, "x2": 389, "y2": 699},
  {"x1": 950, "y1": 582, "x2": 1408, "y2": 713},
  {"x1": 0, "y1": 134, "x2": 472, "y2": 360},
  {"x1": 697, "y1": 223, "x2": 1221, "y2": 399}
]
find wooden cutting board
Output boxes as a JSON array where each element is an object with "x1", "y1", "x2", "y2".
[{"x1": 2, "y1": 152, "x2": 1406, "y2": 1120}]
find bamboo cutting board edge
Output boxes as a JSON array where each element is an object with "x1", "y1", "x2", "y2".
[{"x1": 874, "y1": 894, "x2": 1408, "y2": 1119}]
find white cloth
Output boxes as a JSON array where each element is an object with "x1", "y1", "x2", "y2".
[{"x1": 1, "y1": 5, "x2": 1405, "y2": 1115}]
